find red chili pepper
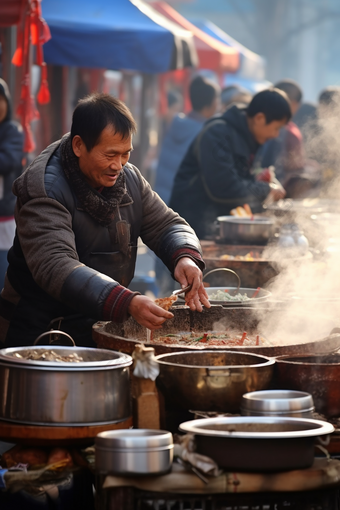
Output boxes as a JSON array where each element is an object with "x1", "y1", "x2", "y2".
[
  {"x1": 256, "y1": 335, "x2": 260, "y2": 346},
  {"x1": 224, "y1": 289, "x2": 229, "y2": 293},
  {"x1": 201, "y1": 333, "x2": 209, "y2": 343},
  {"x1": 251, "y1": 287, "x2": 261, "y2": 299}
]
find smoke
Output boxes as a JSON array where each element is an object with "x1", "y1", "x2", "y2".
[{"x1": 255, "y1": 96, "x2": 340, "y2": 347}]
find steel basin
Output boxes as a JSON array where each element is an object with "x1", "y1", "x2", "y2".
[
  {"x1": 217, "y1": 216, "x2": 275, "y2": 245},
  {"x1": 155, "y1": 350, "x2": 275, "y2": 412},
  {"x1": 179, "y1": 416, "x2": 334, "y2": 471},
  {"x1": 0, "y1": 346, "x2": 132, "y2": 426},
  {"x1": 240, "y1": 389, "x2": 315, "y2": 418}
]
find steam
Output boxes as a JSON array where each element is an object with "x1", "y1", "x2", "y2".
[{"x1": 255, "y1": 98, "x2": 340, "y2": 346}]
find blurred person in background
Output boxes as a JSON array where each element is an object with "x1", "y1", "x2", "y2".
[
  {"x1": 154, "y1": 75, "x2": 220, "y2": 205},
  {"x1": 169, "y1": 88, "x2": 289, "y2": 240},
  {"x1": 220, "y1": 85, "x2": 252, "y2": 113},
  {"x1": 258, "y1": 79, "x2": 320, "y2": 198},
  {"x1": 0, "y1": 79, "x2": 24, "y2": 290},
  {"x1": 154, "y1": 75, "x2": 220, "y2": 296},
  {"x1": 308, "y1": 86, "x2": 340, "y2": 192}
]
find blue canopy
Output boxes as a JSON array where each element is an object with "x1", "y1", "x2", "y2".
[
  {"x1": 191, "y1": 19, "x2": 266, "y2": 81},
  {"x1": 41, "y1": 0, "x2": 197, "y2": 73}
]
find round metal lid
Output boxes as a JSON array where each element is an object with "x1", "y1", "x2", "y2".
[
  {"x1": 0, "y1": 346, "x2": 132, "y2": 370},
  {"x1": 95, "y1": 429, "x2": 173, "y2": 449}
]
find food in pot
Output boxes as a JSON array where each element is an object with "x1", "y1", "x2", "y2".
[
  {"x1": 11, "y1": 350, "x2": 84, "y2": 362},
  {"x1": 150, "y1": 330, "x2": 264, "y2": 347},
  {"x1": 209, "y1": 289, "x2": 250, "y2": 302},
  {"x1": 230, "y1": 204, "x2": 253, "y2": 217},
  {"x1": 219, "y1": 251, "x2": 261, "y2": 261}
]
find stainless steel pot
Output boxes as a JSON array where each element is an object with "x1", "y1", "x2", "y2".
[
  {"x1": 240, "y1": 389, "x2": 315, "y2": 418},
  {"x1": 216, "y1": 216, "x2": 275, "y2": 244},
  {"x1": 95, "y1": 429, "x2": 173, "y2": 475},
  {"x1": 0, "y1": 334, "x2": 133, "y2": 426},
  {"x1": 179, "y1": 416, "x2": 334, "y2": 471},
  {"x1": 155, "y1": 350, "x2": 275, "y2": 412}
]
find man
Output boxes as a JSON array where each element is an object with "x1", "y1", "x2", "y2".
[
  {"x1": 0, "y1": 94, "x2": 209, "y2": 347},
  {"x1": 259, "y1": 80, "x2": 306, "y2": 189},
  {"x1": 169, "y1": 88, "x2": 290, "y2": 239},
  {"x1": 154, "y1": 75, "x2": 220, "y2": 205},
  {"x1": 0, "y1": 79, "x2": 24, "y2": 288}
]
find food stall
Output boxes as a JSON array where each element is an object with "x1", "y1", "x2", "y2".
[{"x1": 2, "y1": 198, "x2": 340, "y2": 508}]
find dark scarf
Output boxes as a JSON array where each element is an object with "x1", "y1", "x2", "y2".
[{"x1": 60, "y1": 134, "x2": 131, "y2": 227}]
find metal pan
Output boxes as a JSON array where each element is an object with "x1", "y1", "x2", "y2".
[{"x1": 179, "y1": 416, "x2": 334, "y2": 472}]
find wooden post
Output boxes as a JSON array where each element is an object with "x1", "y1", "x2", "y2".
[{"x1": 131, "y1": 375, "x2": 161, "y2": 430}]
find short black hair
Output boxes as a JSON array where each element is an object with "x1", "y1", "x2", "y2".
[
  {"x1": 189, "y1": 76, "x2": 219, "y2": 112},
  {"x1": 71, "y1": 93, "x2": 137, "y2": 151},
  {"x1": 318, "y1": 86, "x2": 340, "y2": 106},
  {"x1": 247, "y1": 88, "x2": 292, "y2": 124},
  {"x1": 274, "y1": 79, "x2": 303, "y2": 103}
]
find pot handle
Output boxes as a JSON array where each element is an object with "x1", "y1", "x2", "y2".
[
  {"x1": 33, "y1": 330, "x2": 76, "y2": 347},
  {"x1": 203, "y1": 268, "x2": 241, "y2": 292}
]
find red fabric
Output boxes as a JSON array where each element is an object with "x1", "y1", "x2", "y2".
[
  {"x1": 103, "y1": 285, "x2": 138, "y2": 323},
  {"x1": 37, "y1": 63, "x2": 51, "y2": 104},
  {"x1": 151, "y1": 2, "x2": 239, "y2": 72},
  {"x1": 172, "y1": 248, "x2": 205, "y2": 271}
]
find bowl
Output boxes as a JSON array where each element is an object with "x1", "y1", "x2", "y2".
[
  {"x1": 95, "y1": 429, "x2": 173, "y2": 475},
  {"x1": 179, "y1": 416, "x2": 334, "y2": 471},
  {"x1": 241, "y1": 389, "x2": 315, "y2": 418},
  {"x1": 217, "y1": 216, "x2": 275, "y2": 244}
]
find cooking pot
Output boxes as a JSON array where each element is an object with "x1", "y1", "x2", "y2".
[
  {"x1": 0, "y1": 331, "x2": 133, "y2": 426},
  {"x1": 240, "y1": 389, "x2": 315, "y2": 418},
  {"x1": 275, "y1": 352, "x2": 340, "y2": 418},
  {"x1": 179, "y1": 416, "x2": 334, "y2": 471},
  {"x1": 95, "y1": 429, "x2": 173, "y2": 475},
  {"x1": 155, "y1": 350, "x2": 275, "y2": 412},
  {"x1": 216, "y1": 216, "x2": 275, "y2": 245}
]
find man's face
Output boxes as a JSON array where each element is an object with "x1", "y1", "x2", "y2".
[
  {"x1": 0, "y1": 96, "x2": 8, "y2": 123},
  {"x1": 72, "y1": 125, "x2": 133, "y2": 188},
  {"x1": 249, "y1": 112, "x2": 287, "y2": 145}
]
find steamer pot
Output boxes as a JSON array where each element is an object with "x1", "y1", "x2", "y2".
[
  {"x1": 0, "y1": 334, "x2": 132, "y2": 426},
  {"x1": 179, "y1": 416, "x2": 334, "y2": 471},
  {"x1": 216, "y1": 216, "x2": 275, "y2": 245}
]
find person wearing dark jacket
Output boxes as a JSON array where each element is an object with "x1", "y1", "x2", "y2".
[
  {"x1": 0, "y1": 79, "x2": 24, "y2": 288},
  {"x1": 0, "y1": 94, "x2": 209, "y2": 347},
  {"x1": 169, "y1": 89, "x2": 290, "y2": 239},
  {"x1": 154, "y1": 76, "x2": 220, "y2": 205}
]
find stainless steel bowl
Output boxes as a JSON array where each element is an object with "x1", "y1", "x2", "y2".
[
  {"x1": 156, "y1": 350, "x2": 275, "y2": 412},
  {"x1": 95, "y1": 429, "x2": 173, "y2": 475},
  {"x1": 217, "y1": 216, "x2": 275, "y2": 244},
  {"x1": 179, "y1": 416, "x2": 334, "y2": 471},
  {"x1": 241, "y1": 390, "x2": 315, "y2": 418}
]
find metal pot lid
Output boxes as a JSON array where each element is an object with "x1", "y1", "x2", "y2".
[
  {"x1": 217, "y1": 216, "x2": 274, "y2": 225},
  {"x1": 179, "y1": 416, "x2": 334, "y2": 439},
  {"x1": 95, "y1": 429, "x2": 173, "y2": 449},
  {"x1": 241, "y1": 390, "x2": 314, "y2": 413},
  {"x1": 0, "y1": 346, "x2": 133, "y2": 369}
]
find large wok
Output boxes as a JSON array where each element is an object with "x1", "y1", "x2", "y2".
[{"x1": 93, "y1": 306, "x2": 340, "y2": 357}]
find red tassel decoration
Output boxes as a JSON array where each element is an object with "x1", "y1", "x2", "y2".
[
  {"x1": 37, "y1": 63, "x2": 50, "y2": 105},
  {"x1": 23, "y1": 124, "x2": 36, "y2": 153},
  {"x1": 12, "y1": 24, "x2": 23, "y2": 66}
]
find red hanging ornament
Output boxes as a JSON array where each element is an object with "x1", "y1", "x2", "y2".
[
  {"x1": 23, "y1": 124, "x2": 36, "y2": 154},
  {"x1": 37, "y1": 63, "x2": 50, "y2": 104}
]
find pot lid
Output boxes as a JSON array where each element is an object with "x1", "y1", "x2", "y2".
[
  {"x1": 95, "y1": 429, "x2": 173, "y2": 449},
  {"x1": 0, "y1": 346, "x2": 132, "y2": 370}
]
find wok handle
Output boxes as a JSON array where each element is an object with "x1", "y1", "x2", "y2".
[
  {"x1": 203, "y1": 268, "x2": 241, "y2": 292},
  {"x1": 33, "y1": 330, "x2": 76, "y2": 347}
]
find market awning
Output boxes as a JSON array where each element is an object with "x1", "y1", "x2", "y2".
[
  {"x1": 150, "y1": 2, "x2": 239, "y2": 73},
  {"x1": 191, "y1": 19, "x2": 266, "y2": 81},
  {"x1": 40, "y1": 0, "x2": 198, "y2": 73}
]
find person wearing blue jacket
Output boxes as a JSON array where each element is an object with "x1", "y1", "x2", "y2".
[
  {"x1": 0, "y1": 79, "x2": 24, "y2": 289},
  {"x1": 154, "y1": 75, "x2": 220, "y2": 204}
]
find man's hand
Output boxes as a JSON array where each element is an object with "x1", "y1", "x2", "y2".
[
  {"x1": 128, "y1": 295, "x2": 174, "y2": 330},
  {"x1": 267, "y1": 184, "x2": 286, "y2": 202},
  {"x1": 174, "y1": 257, "x2": 211, "y2": 312}
]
